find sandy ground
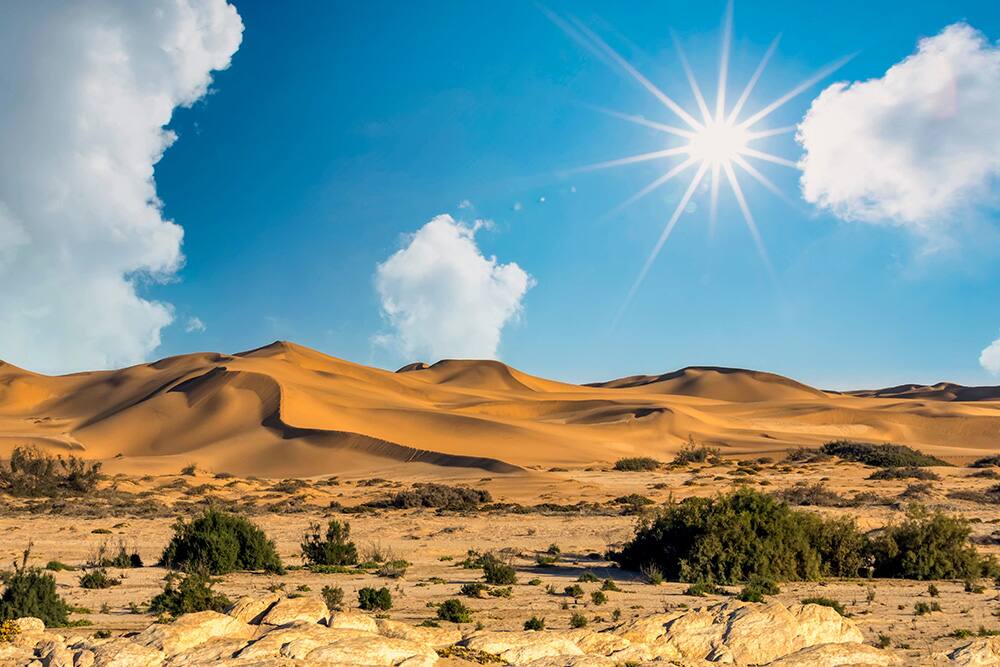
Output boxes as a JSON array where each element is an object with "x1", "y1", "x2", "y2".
[{"x1": 1, "y1": 458, "x2": 998, "y2": 664}]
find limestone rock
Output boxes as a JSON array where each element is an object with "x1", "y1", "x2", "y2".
[
  {"x1": 226, "y1": 595, "x2": 280, "y2": 625},
  {"x1": 258, "y1": 596, "x2": 328, "y2": 626},
  {"x1": 463, "y1": 631, "x2": 584, "y2": 664},
  {"x1": 234, "y1": 621, "x2": 369, "y2": 660},
  {"x1": 13, "y1": 618, "x2": 45, "y2": 636},
  {"x1": 134, "y1": 611, "x2": 252, "y2": 657},
  {"x1": 765, "y1": 642, "x2": 902, "y2": 665},
  {"x1": 90, "y1": 639, "x2": 164, "y2": 667},
  {"x1": 788, "y1": 604, "x2": 865, "y2": 646},
  {"x1": 162, "y1": 637, "x2": 250, "y2": 666},
  {"x1": 72, "y1": 650, "x2": 95, "y2": 667},
  {"x1": 327, "y1": 611, "x2": 378, "y2": 633},
  {"x1": 376, "y1": 618, "x2": 461, "y2": 648},
  {"x1": 942, "y1": 636, "x2": 1000, "y2": 666},
  {"x1": 301, "y1": 635, "x2": 437, "y2": 666}
]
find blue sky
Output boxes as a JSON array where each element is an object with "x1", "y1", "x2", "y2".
[{"x1": 3, "y1": 1, "x2": 1000, "y2": 388}]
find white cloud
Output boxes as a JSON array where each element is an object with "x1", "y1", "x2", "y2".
[
  {"x1": 185, "y1": 317, "x2": 207, "y2": 333},
  {"x1": 797, "y1": 23, "x2": 1000, "y2": 233},
  {"x1": 0, "y1": 1, "x2": 242, "y2": 373},
  {"x1": 374, "y1": 215, "x2": 533, "y2": 360},
  {"x1": 980, "y1": 334, "x2": 1000, "y2": 375}
]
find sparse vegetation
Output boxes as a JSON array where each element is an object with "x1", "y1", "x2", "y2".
[
  {"x1": 523, "y1": 616, "x2": 545, "y2": 630},
  {"x1": 0, "y1": 446, "x2": 101, "y2": 497},
  {"x1": 613, "y1": 457, "x2": 661, "y2": 472},
  {"x1": 672, "y1": 441, "x2": 720, "y2": 465},
  {"x1": 802, "y1": 596, "x2": 846, "y2": 617},
  {"x1": 970, "y1": 455, "x2": 1000, "y2": 468},
  {"x1": 777, "y1": 483, "x2": 846, "y2": 507},
  {"x1": 684, "y1": 581, "x2": 727, "y2": 597},
  {"x1": 78, "y1": 568, "x2": 120, "y2": 589},
  {"x1": 160, "y1": 507, "x2": 284, "y2": 574},
  {"x1": 366, "y1": 483, "x2": 492, "y2": 511},
  {"x1": 868, "y1": 467, "x2": 940, "y2": 481},
  {"x1": 321, "y1": 585, "x2": 344, "y2": 611},
  {"x1": 819, "y1": 441, "x2": 948, "y2": 467},
  {"x1": 300, "y1": 519, "x2": 358, "y2": 567},
  {"x1": 0, "y1": 546, "x2": 70, "y2": 627},
  {"x1": 570, "y1": 612, "x2": 588, "y2": 628},
  {"x1": 437, "y1": 598, "x2": 472, "y2": 623},
  {"x1": 482, "y1": 555, "x2": 517, "y2": 585}
]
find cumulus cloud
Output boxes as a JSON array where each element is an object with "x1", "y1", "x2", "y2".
[
  {"x1": 0, "y1": 1, "x2": 242, "y2": 373},
  {"x1": 797, "y1": 23, "x2": 1000, "y2": 233},
  {"x1": 374, "y1": 215, "x2": 533, "y2": 360},
  {"x1": 185, "y1": 317, "x2": 207, "y2": 334},
  {"x1": 980, "y1": 335, "x2": 1000, "y2": 375}
]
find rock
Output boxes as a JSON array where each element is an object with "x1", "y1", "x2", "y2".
[
  {"x1": 376, "y1": 619, "x2": 461, "y2": 648},
  {"x1": 234, "y1": 621, "x2": 370, "y2": 660},
  {"x1": 90, "y1": 639, "x2": 164, "y2": 667},
  {"x1": 327, "y1": 611, "x2": 378, "y2": 633},
  {"x1": 163, "y1": 638, "x2": 250, "y2": 666},
  {"x1": 766, "y1": 642, "x2": 902, "y2": 665},
  {"x1": 13, "y1": 618, "x2": 45, "y2": 635},
  {"x1": 226, "y1": 595, "x2": 280, "y2": 625},
  {"x1": 788, "y1": 604, "x2": 865, "y2": 646},
  {"x1": 258, "y1": 597, "x2": 328, "y2": 626},
  {"x1": 73, "y1": 650, "x2": 95, "y2": 667},
  {"x1": 301, "y1": 635, "x2": 438, "y2": 666},
  {"x1": 720, "y1": 601, "x2": 804, "y2": 664},
  {"x1": 524, "y1": 656, "x2": 620, "y2": 667},
  {"x1": 942, "y1": 636, "x2": 1000, "y2": 665},
  {"x1": 134, "y1": 611, "x2": 252, "y2": 657},
  {"x1": 0, "y1": 643, "x2": 36, "y2": 666},
  {"x1": 463, "y1": 631, "x2": 584, "y2": 664},
  {"x1": 41, "y1": 646, "x2": 75, "y2": 667}
]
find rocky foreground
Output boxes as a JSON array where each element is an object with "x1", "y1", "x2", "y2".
[{"x1": 1, "y1": 596, "x2": 997, "y2": 666}]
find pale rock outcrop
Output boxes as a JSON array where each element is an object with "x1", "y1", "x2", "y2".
[
  {"x1": 942, "y1": 636, "x2": 1000, "y2": 666},
  {"x1": 134, "y1": 611, "x2": 251, "y2": 657},
  {"x1": 161, "y1": 637, "x2": 250, "y2": 666},
  {"x1": 90, "y1": 639, "x2": 164, "y2": 667},
  {"x1": 787, "y1": 603, "x2": 865, "y2": 646},
  {"x1": 376, "y1": 619, "x2": 461, "y2": 648},
  {"x1": 462, "y1": 631, "x2": 584, "y2": 664},
  {"x1": 327, "y1": 611, "x2": 379, "y2": 633},
  {"x1": 225, "y1": 595, "x2": 280, "y2": 625},
  {"x1": 301, "y1": 635, "x2": 438, "y2": 666},
  {"x1": 258, "y1": 597, "x2": 328, "y2": 626},
  {"x1": 766, "y1": 642, "x2": 903, "y2": 665},
  {"x1": 233, "y1": 621, "x2": 369, "y2": 660}
]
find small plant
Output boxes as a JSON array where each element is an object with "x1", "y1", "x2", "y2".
[
  {"x1": 482, "y1": 555, "x2": 517, "y2": 585},
  {"x1": 591, "y1": 590, "x2": 608, "y2": 605},
  {"x1": 0, "y1": 545, "x2": 70, "y2": 627},
  {"x1": 0, "y1": 446, "x2": 102, "y2": 497},
  {"x1": 79, "y1": 568, "x2": 120, "y2": 590},
  {"x1": 301, "y1": 520, "x2": 359, "y2": 567},
  {"x1": 577, "y1": 571, "x2": 599, "y2": 583},
  {"x1": 437, "y1": 598, "x2": 472, "y2": 623},
  {"x1": 376, "y1": 560, "x2": 410, "y2": 579},
  {"x1": 321, "y1": 585, "x2": 344, "y2": 611},
  {"x1": 611, "y1": 608, "x2": 621, "y2": 622},
  {"x1": 570, "y1": 612, "x2": 588, "y2": 628},
  {"x1": 358, "y1": 586, "x2": 392, "y2": 611},
  {"x1": 528, "y1": 578, "x2": 542, "y2": 586},
  {"x1": 148, "y1": 572, "x2": 230, "y2": 617},
  {"x1": 868, "y1": 467, "x2": 940, "y2": 481},
  {"x1": 684, "y1": 581, "x2": 726, "y2": 597},
  {"x1": 738, "y1": 579, "x2": 779, "y2": 602},
  {"x1": 970, "y1": 455, "x2": 1000, "y2": 468},
  {"x1": 672, "y1": 440, "x2": 721, "y2": 465},
  {"x1": 365, "y1": 483, "x2": 492, "y2": 510},
  {"x1": 564, "y1": 584, "x2": 584, "y2": 599},
  {"x1": 180, "y1": 464, "x2": 197, "y2": 476},
  {"x1": 460, "y1": 582, "x2": 487, "y2": 598},
  {"x1": 45, "y1": 561, "x2": 73, "y2": 572},
  {"x1": 964, "y1": 580, "x2": 985, "y2": 594},
  {"x1": 488, "y1": 586, "x2": 512, "y2": 598},
  {"x1": 523, "y1": 616, "x2": 545, "y2": 631},
  {"x1": 160, "y1": 508, "x2": 283, "y2": 574},
  {"x1": 819, "y1": 441, "x2": 948, "y2": 467},
  {"x1": 640, "y1": 562, "x2": 663, "y2": 585},
  {"x1": 913, "y1": 601, "x2": 941, "y2": 615},
  {"x1": 876, "y1": 633, "x2": 891, "y2": 649},
  {"x1": 613, "y1": 457, "x2": 661, "y2": 472},
  {"x1": 802, "y1": 597, "x2": 847, "y2": 617},
  {"x1": 927, "y1": 583, "x2": 939, "y2": 598},
  {"x1": 601, "y1": 579, "x2": 620, "y2": 592},
  {"x1": 534, "y1": 553, "x2": 558, "y2": 567},
  {"x1": 0, "y1": 619, "x2": 20, "y2": 643}
]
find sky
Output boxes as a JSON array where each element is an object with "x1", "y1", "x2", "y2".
[{"x1": 2, "y1": 1, "x2": 1000, "y2": 390}]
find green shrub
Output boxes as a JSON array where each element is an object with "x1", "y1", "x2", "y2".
[
  {"x1": 601, "y1": 579, "x2": 620, "y2": 592},
  {"x1": 672, "y1": 442, "x2": 720, "y2": 465},
  {"x1": 0, "y1": 549, "x2": 70, "y2": 627},
  {"x1": 564, "y1": 584, "x2": 584, "y2": 598},
  {"x1": 913, "y1": 601, "x2": 941, "y2": 615},
  {"x1": 738, "y1": 577, "x2": 780, "y2": 602},
  {"x1": 437, "y1": 598, "x2": 472, "y2": 623},
  {"x1": 868, "y1": 467, "x2": 941, "y2": 481},
  {"x1": 358, "y1": 586, "x2": 392, "y2": 611},
  {"x1": 92, "y1": 539, "x2": 142, "y2": 569},
  {"x1": 577, "y1": 571, "x2": 599, "y2": 583},
  {"x1": 0, "y1": 446, "x2": 101, "y2": 497},
  {"x1": 460, "y1": 582, "x2": 487, "y2": 598},
  {"x1": 970, "y1": 455, "x2": 1000, "y2": 468},
  {"x1": 684, "y1": 581, "x2": 727, "y2": 597},
  {"x1": 869, "y1": 507, "x2": 997, "y2": 580},
  {"x1": 535, "y1": 553, "x2": 558, "y2": 567},
  {"x1": 148, "y1": 572, "x2": 230, "y2": 617},
  {"x1": 590, "y1": 590, "x2": 607, "y2": 605},
  {"x1": 366, "y1": 483, "x2": 491, "y2": 511},
  {"x1": 802, "y1": 596, "x2": 846, "y2": 616},
  {"x1": 570, "y1": 612, "x2": 588, "y2": 628},
  {"x1": 613, "y1": 457, "x2": 661, "y2": 472},
  {"x1": 78, "y1": 568, "x2": 120, "y2": 590},
  {"x1": 300, "y1": 520, "x2": 358, "y2": 567},
  {"x1": 777, "y1": 483, "x2": 845, "y2": 507},
  {"x1": 523, "y1": 616, "x2": 545, "y2": 630},
  {"x1": 611, "y1": 489, "x2": 865, "y2": 583},
  {"x1": 785, "y1": 447, "x2": 831, "y2": 463},
  {"x1": 160, "y1": 508, "x2": 283, "y2": 574},
  {"x1": 488, "y1": 586, "x2": 511, "y2": 598},
  {"x1": 321, "y1": 585, "x2": 343, "y2": 611},
  {"x1": 819, "y1": 441, "x2": 948, "y2": 467},
  {"x1": 44, "y1": 561, "x2": 73, "y2": 572},
  {"x1": 482, "y1": 556, "x2": 516, "y2": 585}
]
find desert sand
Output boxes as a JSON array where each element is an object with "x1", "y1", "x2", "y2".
[{"x1": 0, "y1": 340, "x2": 998, "y2": 478}]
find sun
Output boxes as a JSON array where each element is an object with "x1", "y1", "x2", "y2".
[
  {"x1": 687, "y1": 120, "x2": 750, "y2": 165},
  {"x1": 546, "y1": 2, "x2": 851, "y2": 317}
]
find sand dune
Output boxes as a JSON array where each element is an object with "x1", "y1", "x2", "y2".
[{"x1": 0, "y1": 341, "x2": 997, "y2": 476}]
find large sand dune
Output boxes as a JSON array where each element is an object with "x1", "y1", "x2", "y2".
[{"x1": 0, "y1": 341, "x2": 997, "y2": 476}]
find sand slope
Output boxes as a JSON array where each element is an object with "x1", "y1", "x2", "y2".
[{"x1": 0, "y1": 341, "x2": 997, "y2": 476}]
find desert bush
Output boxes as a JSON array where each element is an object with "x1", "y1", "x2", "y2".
[
  {"x1": 358, "y1": 586, "x2": 392, "y2": 611},
  {"x1": 160, "y1": 507, "x2": 283, "y2": 574},
  {"x1": 300, "y1": 520, "x2": 358, "y2": 567},
  {"x1": 535, "y1": 553, "x2": 558, "y2": 567},
  {"x1": 91, "y1": 539, "x2": 142, "y2": 569},
  {"x1": 0, "y1": 547, "x2": 70, "y2": 627},
  {"x1": 868, "y1": 467, "x2": 940, "y2": 481},
  {"x1": 321, "y1": 585, "x2": 343, "y2": 611},
  {"x1": 601, "y1": 579, "x2": 620, "y2": 592},
  {"x1": 819, "y1": 441, "x2": 948, "y2": 467},
  {"x1": 366, "y1": 483, "x2": 492, "y2": 511},
  {"x1": 482, "y1": 555, "x2": 517, "y2": 585},
  {"x1": 611, "y1": 489, "x2": 867, "y2": 583},
  {"x1": 784, "y1": 447, "x2": 831, "y2": 464},
  {"x1": 78, "y1": 568, "x2": 120, "y2": 589},
  {"x1": 777, "y1": 483, "x2": 845, "y2": 507},
  {"x1": 590, "y1": 590, "x2": 608, "y2": 605},
  {"x1": 684, "y1": 581, "x2": 727, "y2": 597},
  {"x1": 970, "y1": 455, "x2": 1000, "y2": 468},
  {"x1": 612, "y1": 494, "x2": 654, "y2": 508},
  {"x1": 577, "y1": 571, "x2": 599, "y2": 583},
  {"x1": 802, "y1": 596, "x2": 846, "y2": 617},
  {"x1": 0, "y1": 446, "x2": 101, "y2": 497},
  {"x1": 672, "y1": 441, "x2": 720, "y2": 465},
  {"x1": 437, "y1": 598, "x2": 472, "y2": 623},
  {"x1": 613, "y1": 457, "x2": 661, "y2": 472},
  {"x1": 570, "y1": 612, "x2": 587, "y2": 628},
  {"x1": 948, "y1": 485, "x2": 1000, "y2": 505},
  {"x1": 564, "y1": 584, "x2": 584, "y2": 598},
  {"x1": 869, "y1": 507, "x2": 997, "y2": 580},
  {"x1": 376, "y1": 560, "x2": 409, "y2": 579},
  {"x1": 460, "y1": 582, "x2": 487, "y2": 598},
  {"x1": 148, "y1": 572, "x2": 230, "y2": 617},
  {"x1": 523, "y1": 616, "x2": 545, "y2": 630}
]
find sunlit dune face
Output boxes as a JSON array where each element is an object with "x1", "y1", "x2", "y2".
[{"x1": 686, "y1": 121, "x2": 750, "y2": 165}]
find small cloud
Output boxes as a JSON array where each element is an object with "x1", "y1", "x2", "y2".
[
  {"x1": 538, "y1": 196, "x2": 547, "y2": 204},
  {"x1": 457, "y1": 199, "x2": 473, "y2": 210},
  {"x1": 980, "y1": 333, "x2": 1000, "y2": 375},
  {"x1": 374, "y1": 214, "x2": 534, "y2": 360},
  {"x1": 570, "y1": 185, "x2": 577, "y2": 194},
  {"x1": 797, "y1": 23, "x2": 1000, "y2": 239},
  {"x1": 184, "y1": 317, "x2": 206, "y2": 333},
  {"x1": 512, "y1": 202, "x2": 524, "y2": 212}
]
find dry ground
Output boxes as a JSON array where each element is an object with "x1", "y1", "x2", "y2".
[{"x1": 1, "y1": 457, "x2": 998, "y2": 664}]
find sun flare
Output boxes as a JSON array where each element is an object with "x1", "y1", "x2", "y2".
[{"x1": 686, "y1": 121, "x2": 750, "y2": 165}]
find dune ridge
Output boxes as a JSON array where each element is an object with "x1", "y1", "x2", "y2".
[{"x1": 0, "y1": 341, "x2": 997, "y2": 476}]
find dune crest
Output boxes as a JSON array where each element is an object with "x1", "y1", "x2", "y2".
[{"x1": 0, "y1": 341, "x2": 997, "y2": 476}]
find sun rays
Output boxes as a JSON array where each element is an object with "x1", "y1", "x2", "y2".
[{"x1": 548, "y1": 2, "x2": 852, "y2": 319}]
